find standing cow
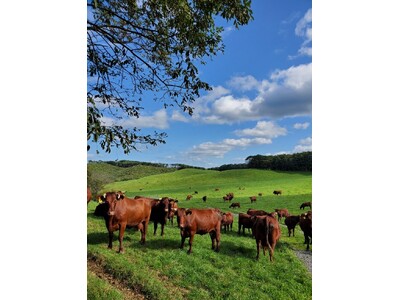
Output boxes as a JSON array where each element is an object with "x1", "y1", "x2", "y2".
[
  {"x1": 100, "y1": 192, "x2": 153, "y2": 253},
  {"x1": 221, "y1": 212, "x2": 234, "y2": 232},
  {"x1": 273, "y1": 190, "x2": 282, "y2": 195},
  {"x1": 249, "y1": 196, "x2": 257, "y2": 203},
  {"x1": 299, "y1": 211, "x2": 312, "y2": 250},
  {"x1": 284, "y1": 215, "x2": 300, "y2": 237},
  {"x1": 274, "y1": 208, "x2": 290, "y2": 221},
  {"x1": 300, "y1": 202, "x2": 312, "y2": 210},
  {"x1": 168, "y1": 199, "x2": 179, "y2": 225},
  {"x1": 252, "y1": 215, "x2": 281, "y2": 261},
  {"x1": 179, "y1": 208, "x2": 222, "y2": 254}
]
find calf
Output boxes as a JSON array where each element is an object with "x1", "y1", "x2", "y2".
[
  {"x1": 284, "y1": 215, "x2": 300, "y2": 237},
  {"x1": 274, "y1": 208, "x2": 290, "y2": 221},
  {"x1": 299, "y1": 211, "x2": 312, "y2": 250},
  {"x1": 249, "y1": 196, "x2": 257, "y2": 203},
  {"x1": 238, "y1": 213, "x2": 254, "y2": 235},
  {"x1": 100, "y1": 192, "x2": 153, "y2": 253},
  {"x1": 273, "y1": 190, "x2": 282, "y2": 195},
  {"x1": 300, "y1": 202, "x2": 312, "y2": 210},
  {"x1": 252, "y1": 215, "x2": 281, "y2": 261},
  {"x1": 221, "y1": 212, "x2": 234, "y2": 232},
  {"x1": 229, "y1": 202, "x2": 240, "y2": 209},
  {"x1": 179, "y1": 208, "x2": 222, "y2": 254}
]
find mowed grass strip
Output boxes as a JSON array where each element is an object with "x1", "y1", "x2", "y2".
[{"x1": 88, "y1": 169, "x2": 312, "y2": 299}]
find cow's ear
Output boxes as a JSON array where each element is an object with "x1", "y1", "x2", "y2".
[
  {"x1": 175, "y1": 200, "x2": 179, "y2": 203},
  {"x1": 185, "y1": 209, "x2": 192, "y2": 215},
  {"x1": 116, "y1": 193, "x2": 124, "y2": 200}
]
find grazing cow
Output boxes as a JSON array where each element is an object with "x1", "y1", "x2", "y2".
[
  {"x1": 284, "y1": 215, "x2": 300, "y2": 237},
  {"x1": 221, "y1": 212, "x2": 233, "y2": 232},
  {"x1": 249, "y1": 196, "x2": 257, "y2": 203},
  {"x1": 100, "y1": 192, "x2": 153, "y2": 253},
  {"x1": 258, "y1": 193, "x2": 263, "y2": 197},
  {"x1": 300, "y1": 202, "x2": 312, "y2": 210},
  {"x1": 87, "y1": 187, "x2": 92, "y2": 204},
  {"x1": 274, "y1": 208, "x2": 290, "y2": 221},
  {"x1": 229, "y1": 202, "x2": 240, "y2": 209},
  {"x1": 299, "y1": 211, "x2": 312, "y2": 250},
  {"x1": 168, "y1": 199, "x2": 179, "y2": 225},
  {"x1": 238, "y1": 213, "x2": 255, "y2": 235},
  {"x1": 179, "y1": 208, "x2": 222, "y2": 254},
  {"x1": 273, "y1": 190, "x2": 282, "y2": 195},
  {"x1": 252, "y1": 215, "x2": 281, "y2": 261},
  {"x1": 186, "y1": 194, "x2": 193, "y2": 201},
  {"x1": 215, "y1": 188, "x2": 220, "y2": 191},
  {"x1": 202, "y1": 196, "x2": 207, "y2": 202},
  {"x1": 194, "y1": 191, "x2": 198, "y2": 194}
]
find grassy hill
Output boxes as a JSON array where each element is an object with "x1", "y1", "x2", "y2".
[{"x1": 88, "y1": 168, "x2": 312, "y2": 299}]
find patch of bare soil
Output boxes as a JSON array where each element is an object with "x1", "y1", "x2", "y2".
[
  {"x1": 87, "y1": 259, "x2": 147, "y2": 300},
  {"x1": 294, "y1": 250, "x2": 312, "y2": 274}
]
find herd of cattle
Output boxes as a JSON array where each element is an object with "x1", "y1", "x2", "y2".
[{"x1": 88, "y1": 188, "x2": 312, "y2": 261}]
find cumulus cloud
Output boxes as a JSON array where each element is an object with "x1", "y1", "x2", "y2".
[
  {"x1": 294, "y1": 122, "x2": 310, "y2": 129},
  {"x1": 195, "y1": 63, "x2": 311, "y2": 123},
  {"x1": 187, "y1": 137, "x2": 272, "y2": 158},
  {"x1": 293, "y1": 137, "x2": 312, "y2": 152},
  {"x1": 171, "y1": 110, "x2": 189, "y2": 122},
  {"x1": 234, "y1": 121, "x2": 287, "y2": 138},
  {"x1": 290, "y1": 8, "x2": 312, "y2": 59},
  {"x1": 101, "y1": 109, "x2": 169, "y2": 130}
]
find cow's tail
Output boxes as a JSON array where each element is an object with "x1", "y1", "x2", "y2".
[{"x1": 265, "y1": 219, "x2": 272, "y2": 254}]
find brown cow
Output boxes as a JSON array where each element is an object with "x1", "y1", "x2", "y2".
[
  {"x1": 300, "y1": 202, "x2": 312, "y2": 210},
  {"x1": 238, "y1": 213, "x2": 254, "y2": 235},
  {"x1": 274, "y1": 208, "x2": 290, "y2": 221},
  {"x1": 186, "y1": 194, "x2": 193, "y2": 201},
  {"x1": 284, "y1": 215, "x2": 300, "y2": 237},
  {"x1": 273, "y1": 190, "x2": 282, "y2": 195},
  {"x1": 299, "y1": 211, "x2": 312, "y2": 250},
  {"x1": 229, "y1": 202, "x2": 240, "y2": 209},
  {"x1": 100, "y1": 192, "x2": 153, "y2": 253},
  {"x1": 252, "y1": 215, "x2": 281, "y2": 261},
  {"x1": 221, "y1": 212, "x2": 233, "y2": 232},
  {"x1": 175, "y1": 207, "x2": 186, "y2": 228},
  {"x1": 168, "y1": 199, "x2": 179, "y2": 225},
  {"x1": 179, "y1": 208, "x2": 222, "y2": 254},
  {"x1": 249, "y1": 196, "x2": 257, "y2": 203},
  {"x1": 247, "y1": 209, "x2": 277, "y2": 218},
  {"x1": 87, "y1": 187, "x2": 92, "y2": 205}
]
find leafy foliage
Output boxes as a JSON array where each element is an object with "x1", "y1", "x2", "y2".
[
  {"x1": 87, "y1": 0, "x2": 253, "y2": 154},
  {"x1": 246, "y1": 152, "x2": 312, "y2": 172}
]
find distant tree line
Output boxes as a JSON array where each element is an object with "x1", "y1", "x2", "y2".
[{"x1": 245, "y1": 152, "x2": 312, "y2": 171}]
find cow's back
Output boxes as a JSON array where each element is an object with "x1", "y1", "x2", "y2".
[
  {"x1": 187, "y1": 209, "x2": 221, "y2": 233},
  {"x1": 116, "y1": 197, "x2": 152, "y2": 226}
]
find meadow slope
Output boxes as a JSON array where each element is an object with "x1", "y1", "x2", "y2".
[{"x1": 88, "y1": 168, "x2": 312, "y2": 300}]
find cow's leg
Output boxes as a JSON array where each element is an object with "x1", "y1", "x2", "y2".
[
  {"x1": 118, "y1": 223, "x2": 126, "y2": 253},
  {"x1": 238, "y1": 224, "x2": 241, "y2": 235},
  {"x1": 293, "y1": 227, "x2": 295, "y2": 237},
  {"x1": 305, "y1": 235, "x2": 310, "y2": 250},
  {"x1": 210, "y1": 231, "x2": 216, "y2": 250},
  {"x1": 255, "y1": 239, "x2": 260, "y2": 260},
  {"x1": 187, "y1": 234, "x2": 194, "y2": 254},
  {"x1": 141, "y1": 220, "x2": 148, "y2": 244},
  {"x1": 161, "y1": 222, "x2": 165, "y2": 237},
  {"x1": 108, "y1": 231, "x2": 113, "y2": 249},
  {"x1": 153, "y1": 222, "x2": 158, "y2": 235},
  {"x1": 269, "y1": 240, "x2": 276, "y2": 262}
]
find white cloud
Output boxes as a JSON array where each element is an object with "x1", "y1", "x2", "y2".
[
  {"x1": 187, "y1": 137, "x2": 272, "y2": 158},
  {"x1": 107, "y1": 109, "x2": 170, "y2": 130},
  {"x1": 171, "y1": 110, "x2": 189, "y2": 122},
  {"x1": 194, "y1": 63, "x2": 311, "y2": 123},
  {"x1": 291, "y1": 8, "x2": 312, "y2": 59},
  {"x1": 294, "y1": 122, "x2": 310, "y2": 129},
  {"x1": 234, "y1": 121, "x2": 287, "y2": 138},
  {"x1": 293, "y1": 137, "x2": 312, "y2": 152}
]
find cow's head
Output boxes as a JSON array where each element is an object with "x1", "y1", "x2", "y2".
[
  {"x1": 179, "y1": 209, "x2": 192, "y2": 229},
  {"x1": 102, "y1": 192, "x2": 124, "y2": 216}
]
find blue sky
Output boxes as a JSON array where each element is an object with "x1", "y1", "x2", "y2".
[{"x1": 87, "y1": 0, "x2": 312, "y2": 167}]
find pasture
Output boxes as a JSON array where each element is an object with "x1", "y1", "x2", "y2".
[{"x1": 87, "y1": 168, "x2": 312, "y2": 299}]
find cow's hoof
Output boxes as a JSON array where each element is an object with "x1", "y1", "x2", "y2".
[{"x1": 118, "y1": 249, "x2": 125, "y2": 254}]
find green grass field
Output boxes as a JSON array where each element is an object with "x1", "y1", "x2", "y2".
[{"x1": 87, "y1": 168, "x2": 312, "y2": 299}]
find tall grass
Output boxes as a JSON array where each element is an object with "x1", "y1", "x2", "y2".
[{"x1": 88, "y1": 168, "x2": 312, "y2": 299}]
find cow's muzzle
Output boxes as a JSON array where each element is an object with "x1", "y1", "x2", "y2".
[{"x1": 108, "y1": 211, "x2": 115, "y2": 216}]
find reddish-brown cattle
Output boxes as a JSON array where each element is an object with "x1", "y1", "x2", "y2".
[
  {"x1": 168, "y1": 199, "x2": 179, "y2": 225},
  {"x1": 221, "y1": 212, "x2": 234, "y2": 232},
  {"x1": 229, "y1": 202, "x2": 240, "y2": 209},
  {"x1": 100, "y1": 192, "x2": 153, "y2": 253},
  {"x1": 299, "y1": 211, "x2": 312, "y2": 250},
  {"x1": 273, "y1": 190, "x2": 282, "y2": 195},
  {"x1": 249, "y1": 196, "x2": 257, "y2": 203},
  {"x1": 179, "y1": 208, "x2": 222, "y2": 254},
  {"x1": 284, "y1": 215, "x2": 300, "y2": 237},
  {"x1": 238, "y1": 213, "x2": 254, "y2": 235},
  {"x1": 274, "y1": 208, "x2": 290, "y2": 221},
  {"x1": 186, "y1": 194, "x2": 193, "y2": 201},
  {"x1": 87, "y1": 187, "x2": 92, "y2": 204},
  {"x1": 252, "y1": 215, "x2": 281, "y2": 261},
  {"x1": 300, "y1": 202, "x2": 312, "y2": 210}
]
